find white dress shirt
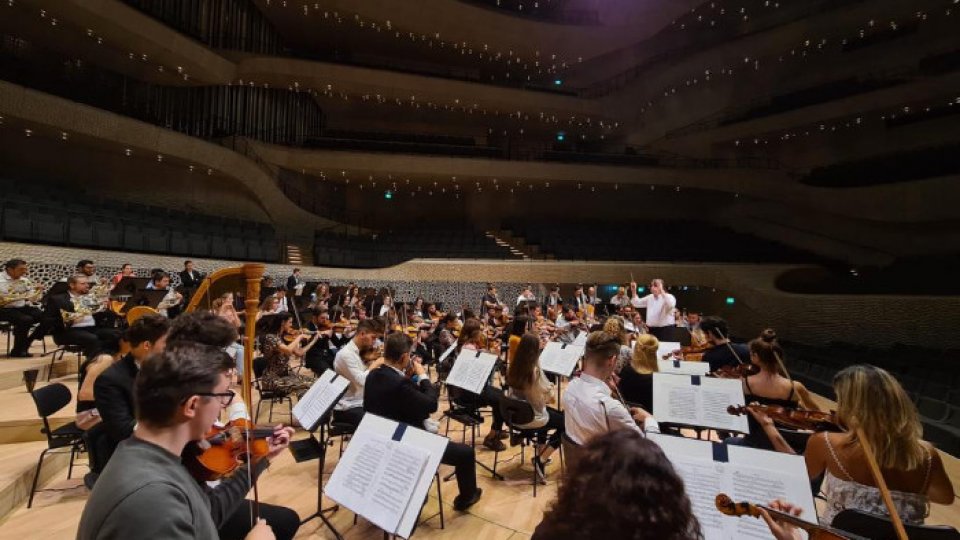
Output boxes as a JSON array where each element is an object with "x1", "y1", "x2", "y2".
[
  {"x1": 333, "y1": 339, "x2": 372, "y2": 410},
  {"x1": 561, "y1": 372, "x2": 659, "y2": 445},
  {"x1": 0, "y1": 271, "x2": 30, "y2": 308},
  {"x1": 630, "y1": 293, "x2": 677, "y2": 327}
]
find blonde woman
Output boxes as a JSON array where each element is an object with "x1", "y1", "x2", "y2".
[
  {"x1": 601, "y1": 316, "x2": 632, "y2": 372},
  {"x1": 212, "y1": 292, "x2": 245, "y2": 377},
  {"x1": 617, "y1": 333, "x2": 658, "y2": 411},
  {"x1": 753, "y1": 365, "x2": 955, "y2": 526}
]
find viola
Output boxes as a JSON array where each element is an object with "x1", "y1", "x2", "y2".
[
  {"x1": 710, "y1": 363, "x2": 761, "y2": 379},
  {"x1": 715, "y1": 493, "x2": 864, "y2": 539},
  {"x1": 183, "y1": 418, "x2": 275, "y2": 481},
  {"x1": 727, "y1": 404, "x2": 842, "y2": 432}
]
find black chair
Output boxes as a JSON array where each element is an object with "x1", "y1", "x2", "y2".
[
  {"x1": 252, "y1": 357, "x2": 294, "y2": 424},
  {"x1": 495, "y1": 395, "x2": 546, "y2": 496},
  {"x1": 832, "y1": 509, "x2": 960, "y2": 540},
  {"x1": 28, "y1": 383, "x2": 85, "y2": 508},
  {"x1": 442, "y1": 386, "x2": 485, "y2": 446},
  {"x1": 0, "y1": 321, "x2": 11, "y2": 355},
  {"x1": 47, "y1": 344, "x2": 83, "y2": 382}
]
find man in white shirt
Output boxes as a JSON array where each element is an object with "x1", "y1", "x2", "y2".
[
  {"x1": 0, "y1": 259, "x2": 43, "y2": 357},
  {"x1": 562, "y1": 330, "x2": 659, "y2": 446},
  {"x1": 515, "y1": 285, "x2": 536, "y2": 306},
  {"x1": 332, "y1": 318, "x2": 385, "y2": 429},
  {"x1": 630, "y1": 279, "x2": 677, "y2": 341},
  {"x1": 45, "y1": 275, "x2": 120, "y2": 359}
]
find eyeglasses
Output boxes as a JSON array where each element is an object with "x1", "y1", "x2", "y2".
[{"x1": 195, "y1": 391, "x2": 235, "y2": 406}]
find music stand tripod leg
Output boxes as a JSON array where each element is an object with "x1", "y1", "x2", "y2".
[{"x1": 299, "y1": 425, "x2": 344, "y2": 539}]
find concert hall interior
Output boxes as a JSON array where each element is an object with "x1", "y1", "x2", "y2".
[{"x1": 0, "y1": 0, "x2": 959, "y2": 538}]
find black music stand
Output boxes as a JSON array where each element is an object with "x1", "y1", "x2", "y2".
[
  {"x1": 289, "y1": 375, "x2": 349, "y2": 540},
  {"x1": 110, "y1": 277, "x2": 150, "y2": 298},
  {"x1": 120, "y1": 290, "x2": 167, "y2": 312}
]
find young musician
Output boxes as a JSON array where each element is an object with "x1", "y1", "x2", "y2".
[
  {"x1": 109, "y1": 263, "x2": 134, "y2": 288},
  {"x1": 506, "y1": 333, "x2": 565, "y2": 482},
  {"x1": 532, "y1": 429, "x2": 701, "y2": 539},
  {"x1": 285, "y1": 268, "x2": 305, "y2": 297},
  {"x1": 699, "y1": 316, "x2": 747, "y2": 373},
  {"x1": 454, "y1": 320, "x2": 508, "y2": 451},
  {"x1": 255, "y1": 313, "x2": 318, "y2": 396},
  {"x1": 629, "y1": 279, "x2": 676, "y2": 340},
  {"x1": 562, "y1": 331, "x2": 659, "y2": 446},
  {"x1": 617, "y1": 333, "x2": 659, "y2": 412},
  {"x1": 179, "y1": 260, "x2": 203, "y2": 289},
  {"x1": 0, "y1": 258, "x2": 43, "y2": 357},
  {"x1": 363, "y1": 333, "x2": 483, "y2": 511},
  {"x1": 145, "y1": 271, "x2": 184, "y2": 317},
  {"x1": 77, "y1": 342, "x2": 284, "y2": 540},
  {"x1": 332, "y1": 318, "x2": 385, "y2": 429},
  {"x1": 753, "y1": 364, "x2": 955, "y2": 526},
  {"x1": 481, "y1": 284, "x2": 500, "y2": 315}
]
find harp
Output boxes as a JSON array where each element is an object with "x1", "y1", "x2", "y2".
[{"x1": 185, "y1": 263, "x2": 265, "y2": 408}]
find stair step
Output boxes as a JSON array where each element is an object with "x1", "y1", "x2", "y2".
[{"x1": 0, "y1": 440, "x2": 74, "y2": 521}]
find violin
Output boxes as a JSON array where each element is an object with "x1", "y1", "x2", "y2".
[
  {"x1": 715, "y1": 493, "x2": 864, "y2": 539},
  {"x1": 727, "y1": 404, "x2": 842, "y2": 432},
  {"x1": 281, "y1": 328, "x2": 316, "y2": 344},
  {"x1": 183, "y1": 418, "x2": 275, "y2": 481},
  {"x1": 710, "y1": 363, "x2": 760, "y2": 378}
]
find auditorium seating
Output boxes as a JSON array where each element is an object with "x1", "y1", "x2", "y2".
[
  {"x1": 0, "y1": 178, "x2": 280, "y2": 262},
  {"x1": 314, "y1": 228, "x2": 520, "y2": 268},
  {"x1": 506, "y1": 220, "x2": 818, "y2": 263},
  {"x1": 803, "y1": 143, "x2": 960, "y2": 187},
  {"x1": 782, "y1": 341, "x2": 960, "y2": 455}
]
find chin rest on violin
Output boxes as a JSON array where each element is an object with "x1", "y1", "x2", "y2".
[
  {"x1": 711, "y1": 363, "x2": 761, "y2": 379},
  {"x1": 183, "y1": 419, "x2": 275, "y2": 481}
]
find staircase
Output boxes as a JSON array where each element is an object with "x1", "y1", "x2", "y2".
[
  {"x1": 282, "y1": 241, "x2": 312, "y2": 266},
  {"x1": 485, "y1": 230, "x2": 554, "y2": 260}
]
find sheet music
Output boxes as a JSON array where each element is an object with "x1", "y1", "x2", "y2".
[
  {"x1": 326, "y1": 415, "x2": 448, "y2": 537},
  {"x1": 438, "y1": 342, "x2": 457, "y2": 364},
  {"x1": 292, "y1": 370, "x2": 350, "y2": 431},
  {"x1": 445, "y1": 349, "x2": 497, "y2": 394},
  {"x1": 652, "y1": 373, "x2": 749, "y2": 432},
  {"x1": 657, "y1": 341, "x2": 682, "y2": 360},
  {"x1": 572, "y1": 331, "x2": 587, "y2": 347},
  {"x1": 658, "y1": 359, "x2": 710, "y2": 376},
  {"x1": 649, "y1": 434, "x2": 816, "y2": 540},
  {"x1": 539, "y1": 341, "x2": 584, "y2": 377}
]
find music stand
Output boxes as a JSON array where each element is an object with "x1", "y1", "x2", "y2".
[
  {"x1": 289, "y1": 371, "x2": 350, "y2": 539},
  {"x1": 110, "y1": 277, "x2": 150, "y2": 298},
  {"x1": 120, "y1": 290, "x2": 167, "y2": 313},
  {"x1": 259, "y1": 286, "x2": 277, "y2": 302}
]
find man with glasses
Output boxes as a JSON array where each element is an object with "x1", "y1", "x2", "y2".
[
  {"x1": 78, "y1": 342, "x2": 284, "y2": 540},
  {"x1": 562, "y1": 331, "x2": 660, "y2": 446}
]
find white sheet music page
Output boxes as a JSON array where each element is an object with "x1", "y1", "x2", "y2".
[
  {"x1": 292, "y1": 369, "x2": 350, "y2": 431},
  {"x1": 539, "y1": 341, "x2": 584, "y2": 377},
  {"x1": 649, "y1": 434, "x2": 816, "y2": 540},
  {"x1": 325, "y1": 414, "x2": 448, "y2": 537},
  {"x1": 572, "y1": 331, "x2": 587, "y2": 347},
  {"x1": 652, "y1": 373, "x2": 749, "y2": 433},
  {"x1": 445, "y1": 349, "x2": 498, "y2": 394},
  {"x1": 657, "y1": 341, "x2": 682, "y2": 360},
  {"x1": 658, "y1": 359, "x2": 710, "y2": 376}
]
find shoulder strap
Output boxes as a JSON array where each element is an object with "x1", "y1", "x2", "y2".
[{"x1": 823, "y1": 432, "x2": 855, "y2": 481}]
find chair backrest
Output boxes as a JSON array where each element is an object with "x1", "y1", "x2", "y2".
[
  {"x1": 31, "y1": 382, "x2": 72, "y2": 418},
  {"x1": 499, "y1": 395, "x2": 536, "y2": 427},
  {"x1": 832, "y1": 509, "x2": 960, "y2": 540},
  {"x1": 253, "y1": 357, "x2": 267, "y2": 379}
]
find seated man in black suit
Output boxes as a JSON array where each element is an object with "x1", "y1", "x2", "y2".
[
  {"x1": 44, "y1": 275, "x2": 121, "y2": 360},
  {"x1": 364, "y1": 333, "x2": 483, "y2": 511},
  {"x1": 94, "y1": 313, "x2": 170, "y2": 465}
]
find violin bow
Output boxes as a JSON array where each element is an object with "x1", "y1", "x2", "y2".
[
  {"x1": 856, "y1": 426, "x2": 909, "y2": 540},
  {"x1": 713, "y1": 327, "x2": 746, "y2": 365}
]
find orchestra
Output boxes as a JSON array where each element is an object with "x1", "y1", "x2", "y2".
[{"x1": 2, "y1": 259, "x2": 954, "y2": 540}]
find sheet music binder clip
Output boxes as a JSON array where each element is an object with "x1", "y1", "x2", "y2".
[
  {"x1": 711, "y1": 442, "x2": 729, "y2": 463},
  {"x1": 673, "y1": 359, "x2": 681, "y2": 368},
  {"x1": 691, "y1": 375, "x2": 702, "y2": 386},
  {"x1": 475, "y1": 351, "x2": 482, "y2": 358},
  {"x1": 561, "y1": 343, "x2": 567, "y2": 350},
  {"x1": 392, "y1": 423, "x2": 408, "y2": 441}
]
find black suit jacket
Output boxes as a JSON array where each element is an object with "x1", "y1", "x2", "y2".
[
  {"x1": 42, "y1": 292, "x2": 78, "y2": 334},
  {"x1": 179, "y1": 270, "x2": 203, "y2": 288},
  {"x1": 363, "y1": 365, "x2": 438, "y2": 427},
  {"x1": 94, "y1": 354, "x2": 138, "y2": 448}
]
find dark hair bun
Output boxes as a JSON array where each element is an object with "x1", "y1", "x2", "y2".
[{"x1": 760, "y1": 328, "x2": 778, "y2": 343}]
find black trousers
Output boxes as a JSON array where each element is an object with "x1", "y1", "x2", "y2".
[
  {"x1": 54, "y1": 327, "x2": 121, "y2": 359},
  {"x1": 441, "y1": 441, "x2": 478, "y2": 499},
  {"x1": 332, "y1": 406, "x2": 365, "y2": 430},
  {"x1": 533, "y1": 407, "x2": 565, "y2": 450},
  {"x1": 454, "y1": 385, "x2": 505, "y2": 432},
  {"x1": 218, "y1": 500, "x2": 300, "y2": 540},
  {"x1": 0, "y1": 305, "x2": 42, "y2": 354}
]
